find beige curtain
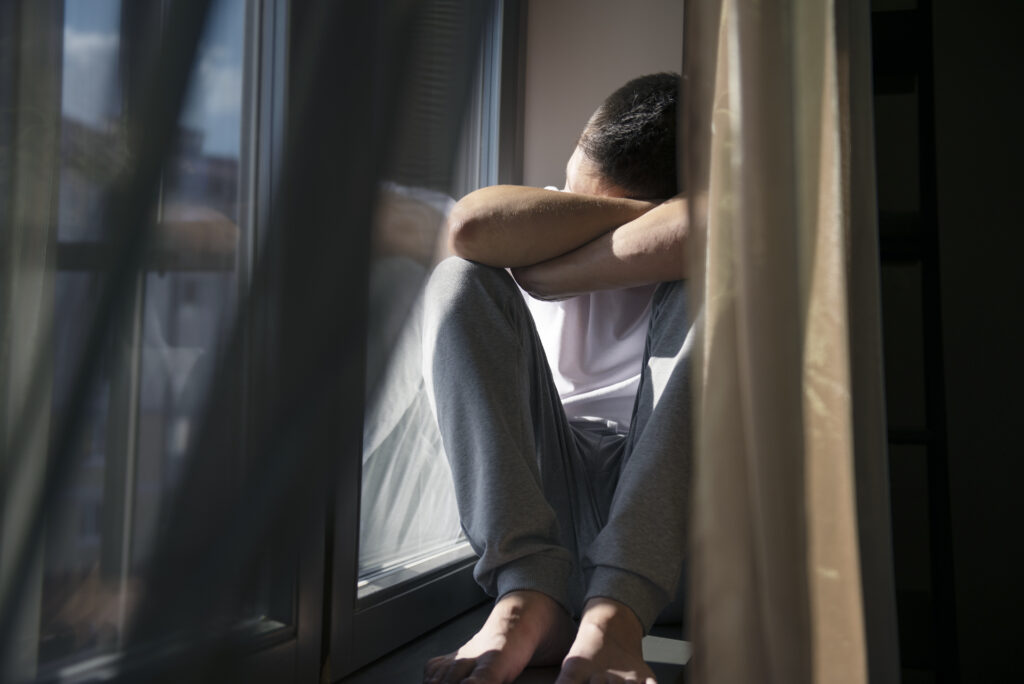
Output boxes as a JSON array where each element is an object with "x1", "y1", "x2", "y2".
[{"x1": 682, "y1": 1, "x2": 900, "y2": 682}]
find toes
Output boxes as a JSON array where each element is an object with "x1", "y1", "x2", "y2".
[
  {"x1": 423, "y1": 653, "x2": 478, "y2": 683},
  {"x1": 423, "y1": 654, "x2": 452, "y2": 682},
  {"x1": 446, "y1": 658, "x2": 480, "y2": 682},
  {"x1": 555, "y1": 657, "x2": 590, "y2": 684},
  {"x1": 424, "y1": 654, "x2": 448, "y2": 673},
  {"x1": 553, "y1": 668, "x2": 580, "y2": 683},
  {"x1": 423, "y1": 660, "x2": 442, "y2": 682},
  {"x1": 463, "y1": 663, "x2": 500, "y2": 684}
]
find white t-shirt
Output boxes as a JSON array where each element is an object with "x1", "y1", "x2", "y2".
[
  {"x1": 518, "y1": 186, "x2": 656, "y2": 429},
  {"x1": 524, "y1": 283, "x2": 655, "y2": 430}
]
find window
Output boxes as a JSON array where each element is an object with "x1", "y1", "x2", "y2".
[
  {"x1": 1, "y1": 1, "x2": 519, "y2": 680},
  {"x1": 1, "y1": 1, "x2": 311, "y2": 680}
]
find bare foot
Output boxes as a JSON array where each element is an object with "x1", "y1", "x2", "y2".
[
  {"x1": 423, "y1": 590, "x2": 575, "y2": 683},
  {"x1": 555, "y1": 598, "x2": 657, "y2": 684}
]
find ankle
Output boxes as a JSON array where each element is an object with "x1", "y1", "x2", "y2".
[
  {"x1": 489, "y1": 591, "x2": 564, "y2": 633},
  {"x1": 579, "y1": 597, "x2": 644, "y2": 644},
  {"x1": 498, "y1": 590, "x2": 564, "y2": 616}
]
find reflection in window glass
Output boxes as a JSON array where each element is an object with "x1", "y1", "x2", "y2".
[
  {"x1": 37, "y1": 0, "x2": 288, "y2": 671},
  {"x1": 132, "y1": 0, "x2": 247, "y2": 571},
  {"x1": 359, "y1": 204, "x2": 469, "y2": 596},
  {"x1": 40, "y1": 0, "x2": 126, "y2": 665},
  {"x1": 57, "y1": 0, "x2": 123, "y2": 243},
  {"x1": 356, "y1": 3, "x2": 502, "y2": 596}
]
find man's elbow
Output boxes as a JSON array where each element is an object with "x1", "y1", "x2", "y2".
[
  {"x1": 511, "y1": 265, "x2": 564, "y2": 301},
  {"x1": 447, "y1": 200, "x2": 502, "y2": 265},
  {"x1": 445, "y1": 202, "x2": 479, "y2": 259}
]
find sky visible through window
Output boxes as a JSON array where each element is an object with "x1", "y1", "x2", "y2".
[{"x1": 62, "y1": 0, "x2": 244, "y2": 159}]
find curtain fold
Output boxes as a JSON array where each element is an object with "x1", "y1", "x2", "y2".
[
  {"x1": 0, "y1": 2, "x2": 63, "y2": 678},
  {"x1": 683, "y1": 0, "x2": 898, "y2": 681}
]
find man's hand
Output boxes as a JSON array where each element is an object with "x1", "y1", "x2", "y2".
[
  {"x1": 447, "y1": 185, "x2": 656, "y2": 268},
  {"x1": 512, "y1": 195, "x2": 687, "y2": 300}
]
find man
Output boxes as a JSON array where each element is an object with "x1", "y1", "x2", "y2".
[{"x1": 422, "y1": 73, "x2": 691, "y2": 684}]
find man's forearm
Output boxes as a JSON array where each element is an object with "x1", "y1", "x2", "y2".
[
  {"x1": 447, "y1": 185, "x2": 656, "y2": 268},
  {"x1": 511, "y1": 196, "x2": 687, "y2": 300}
]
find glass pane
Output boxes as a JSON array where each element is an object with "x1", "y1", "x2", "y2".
[
  {"x1": 34, "y1": 0, "x2": 291, "y2": 672},
  {"x1": 358, "y1": 188, "x2": 472, "y2": 599},
  {"x1": 40, "y1": 0, "x2": 127, "y2": 665},
  {"x1": 132, "y1": 0, "x2": 247, "y2": 574},
  {"x1": 356, "y1": 4, "x2": 497, "y2": 598}
]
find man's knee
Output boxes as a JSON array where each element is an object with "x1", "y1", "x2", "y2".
[
  {"x1": 423, "y1": 257, "x2": 515, "y2": 324},
  {"x1": 427, "y1": 255, "x2": 507, "y2": 291}
]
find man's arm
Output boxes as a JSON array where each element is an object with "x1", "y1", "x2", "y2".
[
  {"x1": 447, "y1": 185, "x2": 656, "y2": 268},
  {"x1": 511, "y1": 195, "x2": 687, "y2": 300}
]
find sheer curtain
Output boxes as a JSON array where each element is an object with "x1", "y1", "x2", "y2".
[
  {"x1": 0, "y1": 3, "x2": 62, "y2": 676},
  {"x1": 682, "y1": 1, "x2": 899, "y2": 682}
]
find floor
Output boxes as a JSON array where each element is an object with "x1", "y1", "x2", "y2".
[{"x1": 342, "y1": 603, "x2": 689, "y2": 683}]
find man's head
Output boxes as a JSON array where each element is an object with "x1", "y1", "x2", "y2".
[{"x1": 571, "y1": 72, "x2": 680, "y2": 201}]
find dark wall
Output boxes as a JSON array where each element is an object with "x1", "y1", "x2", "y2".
[{"x1": 932, "y1": 0, "x2": 1024, "y2": 681}]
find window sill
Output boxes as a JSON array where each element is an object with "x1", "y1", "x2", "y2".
[{"x1": 339, "y1": 603, "x2": 690, "y2": 683}]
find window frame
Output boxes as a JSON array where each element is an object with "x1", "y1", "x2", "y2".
[{"x1": 239, "y1": 2, "x2": 328, "y2": 681}]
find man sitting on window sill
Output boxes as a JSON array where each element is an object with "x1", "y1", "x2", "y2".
[{"x1": 422, "y1": 73, "x2": 691, "y2": 684}]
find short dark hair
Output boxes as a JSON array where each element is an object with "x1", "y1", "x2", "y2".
[{"x1": 578, "y1": 72, "x2": 680, "y2": 201}]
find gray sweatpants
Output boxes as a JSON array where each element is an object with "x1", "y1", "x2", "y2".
[{"x1": 422, "y1": 257, "x2": 692, "y2": 631}]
